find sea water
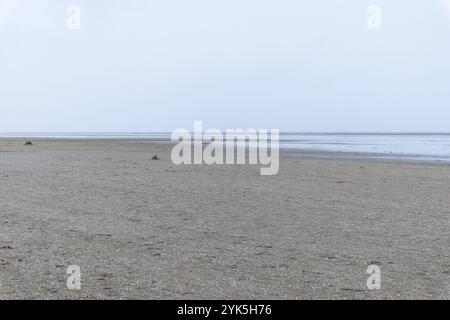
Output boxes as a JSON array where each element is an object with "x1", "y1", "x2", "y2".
[{"x1": 1, "y1": 132, "x2": 450, "y2": 162}]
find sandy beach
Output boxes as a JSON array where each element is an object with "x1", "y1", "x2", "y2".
[{"x1": 0, "y1": 139, "x2": 449, "y2": 299}]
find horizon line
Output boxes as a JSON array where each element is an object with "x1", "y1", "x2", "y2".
[{"x1": 1, "y1": 131, "x2": 450, "y2": 136}]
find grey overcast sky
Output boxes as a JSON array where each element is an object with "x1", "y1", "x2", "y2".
[{"x1": 1, "y1": 0, "x2": 450, "y2": 132}]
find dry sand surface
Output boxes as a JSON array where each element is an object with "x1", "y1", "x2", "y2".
[{"x1": 0, "y1": 139, "x2": 449, "y2": 299}]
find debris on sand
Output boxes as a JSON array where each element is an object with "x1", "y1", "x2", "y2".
[
  {"x1": 152, "y1": 155, "x2": 160, "y2": 160},
  {"x1": 24, "y1": 141, "x2": 33, "y2": 146}
]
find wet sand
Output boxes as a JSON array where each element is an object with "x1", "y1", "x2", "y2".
[{"x1": 0, "y1": 139, "x2": 449, "y2": 299}]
